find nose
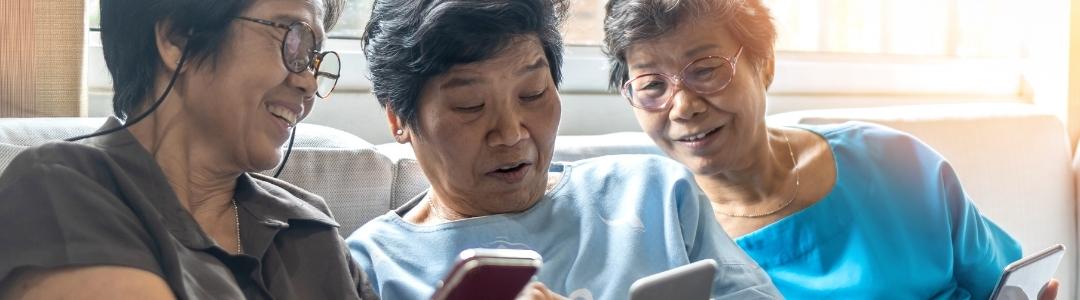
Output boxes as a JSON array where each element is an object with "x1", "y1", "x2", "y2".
[
  {"x1": 667, "y1": 85, "x2": 707, "y2": 122},
  {"x1": 487, "y1": 103, "x2": 530, "y2": 148},
  {"x1": 287, "y1": 68, "x2": 318, "y2": 99}
]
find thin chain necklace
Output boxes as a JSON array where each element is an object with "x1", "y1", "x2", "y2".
[
  {"x1": 232, "y1": 198, "x2": 243, "y2": 255},
  {"x1": 427, "y1": 193, "x2": 473, "y2": 221},
  {"x1": 717, "y1": 131, "x2": 800, "y2": 218}
]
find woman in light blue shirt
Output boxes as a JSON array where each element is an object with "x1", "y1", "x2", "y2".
[
  {"x1": 345, "y1": 0, "x2": 780, "y2": 299},
  {"x1": 601, "y1": 0, "x2": 1058, "y2": 298}
]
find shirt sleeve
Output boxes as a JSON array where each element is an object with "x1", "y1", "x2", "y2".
[
  {"x1": 0, "y1": 151, "x2": 163, "y2": 283},
  {"x1": 672, "y1": 172, "x2": 783, "y2": 299},
  {"x1": 344, "y1": 242, "x2": 380, "y2": 300},
  {"x1": 938, "y1": 160, "x2": 1022, "y2": 299}
]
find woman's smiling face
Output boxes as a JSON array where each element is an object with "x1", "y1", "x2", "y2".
[
  {"x1": 177, "y1": 0, "x2": 325, "y2": 171},
  {"x1": 624, "y1": 16, "x2": 770, "y2": 175}
]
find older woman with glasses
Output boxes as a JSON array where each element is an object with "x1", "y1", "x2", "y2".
[
  {"x1": 0, "y1": 0, "x2": 373, "y2": 299},
  {"x1": 603, "y1": 0, "x2": 1059, "y2": 298},
  {"x1": 345, "y1": 0, "x2": 781, "y2": 299}
]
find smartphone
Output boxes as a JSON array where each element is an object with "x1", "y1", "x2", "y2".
[
  {"x1": 629, "y1": 259, "x2": 717, "y2": 300},
  {"x1": 989, "y1": 244, "x2": 1066, "y2": 300},
  {"x1": 431, "y1": 248, "x2": 543, "y2": 300}
]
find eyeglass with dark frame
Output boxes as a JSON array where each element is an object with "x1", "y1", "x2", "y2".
[
  {"x1": 235, "y1": 16, "x2": 341, "y2": 99},
  {"x1": 621, "y1": 46, "x2": 744, "y2": 111}
]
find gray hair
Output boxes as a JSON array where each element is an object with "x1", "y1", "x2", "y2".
[{"x1": 602, "y1": 0, "x2": 777, "y2": 91}]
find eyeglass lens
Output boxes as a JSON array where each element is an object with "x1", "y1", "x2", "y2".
[
  {"x1": 625, "y1": 57, "x2": 734, "y2": 109},
  {"x1": 283, "y1": 23, "x2": 316, "y2": 73},
  {"x1": 281, "y1": 23, "x2": 340, "y2": 99},
  {"x1": 315, "y1": 52, "x2": 341, "y2": 99}
]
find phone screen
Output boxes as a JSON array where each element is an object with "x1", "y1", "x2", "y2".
[{"x1": 990, "y1": 244, "x2": 1065, "y2": 300}]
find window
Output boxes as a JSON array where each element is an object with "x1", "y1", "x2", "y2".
[
  {"x1": 560, "y1": 0, "x2": 1027, "y2": 58},
  {"x1": 86, "y1": 0, "x2": 1042, "y2": 98},
  {"x1": 87, "y1": 0, "x2": 371, "y2": 38}
]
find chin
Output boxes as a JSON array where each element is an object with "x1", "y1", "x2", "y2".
[{"x1": 249, "y1": 150, "x2": 285, "y2": 172}]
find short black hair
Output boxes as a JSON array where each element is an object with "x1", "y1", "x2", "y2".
[
  {"x1": 603, "y1": 0, "x2": 777, "y2": 91},
  {"x1": 362, "y1": 0, "x2": 566, "y2": 133},
  {"x1": 100, "y1": 0, "x2": 345, "y2": 119}
]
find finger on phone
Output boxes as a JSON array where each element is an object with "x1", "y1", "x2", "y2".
[{"x1": 1038, "y1": 279, "x2": 1059, "y2": 300}]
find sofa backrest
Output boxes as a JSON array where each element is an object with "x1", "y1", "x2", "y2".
[{"x1": 1, "y1": 103, "x2": 1075, "y2": 298}]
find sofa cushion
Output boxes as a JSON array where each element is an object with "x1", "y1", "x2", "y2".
[{"x1": 0, "y1": 118, "x2": 394, "y2": 238}]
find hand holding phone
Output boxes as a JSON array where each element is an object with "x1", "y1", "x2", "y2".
[
  {"x1": 431, "y1": 248, "x2": 543, "y2": 300},
  {"x1": 990, "y1": 244, "x2": 1066, "y2": 300}
]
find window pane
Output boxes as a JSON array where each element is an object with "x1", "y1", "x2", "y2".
[
  {"x1": 564, "y1": 0, "x2": 606, "y2": 46},
  {"x1": 86, "y1": 0, "x2": 372, "y2": 38},
  {"x1": 88, "y1": 0, "x2": 100, "y2": 29},
  {"x1": 332, "y1": 0, "x2": 372, "y2": 38}
]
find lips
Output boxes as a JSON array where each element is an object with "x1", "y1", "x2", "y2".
[
  {"x1": 675, "y1": 126, "x2": 722, "y2": 142},
  {"x1": 266, "y1": 103, "x2": 302, "y2": 127},
  {"x1": 486, "y1": 161, "x2": 533, "y2": 184}
]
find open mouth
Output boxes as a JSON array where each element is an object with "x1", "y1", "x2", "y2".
[
  {"x1": 676, "y1": 126, "x2": 722, "y2": 142},
  {"x1": 267, "y1": 104, "x2": 299, "y2": 127},
  {"x1": 487, "y1": 161, "x2": 533, "y2": 183},
  {"x1": 493, "y1": 162, "x2": 529, "y2": 173}
]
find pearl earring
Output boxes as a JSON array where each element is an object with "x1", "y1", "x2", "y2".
[{"x1": 395, "y1": 129, "x2": 404, "y2": 136}]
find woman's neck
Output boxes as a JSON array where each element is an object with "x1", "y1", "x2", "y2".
[
  {"x1": 695, "y1": 127, "x2": 798, "y2": 212},
  {"x1": 126, "y1": 109, "x2": 239, "y2": 214}
]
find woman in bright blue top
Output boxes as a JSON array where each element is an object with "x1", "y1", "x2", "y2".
[
  {"x1": 346, "y1": 0, "x2": 780, "y2": 299},
  {"x1": 601, "y1": 0, "x2": 1058, "y2": 298}
]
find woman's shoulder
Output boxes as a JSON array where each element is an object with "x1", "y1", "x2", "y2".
[
  {"x1": 552, "y1": 154, "x2": 703, "y2": 209},
  {"x1": 245, "y1": 173, "x2": 337, "y2": 223},
  {"x1": 559, "y1": 154, "x2": 691, "y2": 179},
  {"x1": 799, "y1": 121, "x2": 945, "y2": 166},
  {"x1": 1, "y1": 141, "x2": 114, "y2": 182},
  {"x1": 799, "y1": 121, "x2": 920, "y2": 146}
]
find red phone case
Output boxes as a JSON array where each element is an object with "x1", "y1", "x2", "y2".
[{"x1": 432, "y1": 249, "x2": 542, "y2": 300}]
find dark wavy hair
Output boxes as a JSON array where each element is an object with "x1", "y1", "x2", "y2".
[
  {"x1": 603, "y1": 0, "x2": 777, "y2": 91},
  {"x1": 100, "y1": 0, "x2": 345, "y2": 119},
  {"x1": 362, "y1": 0, "x2": 567, "y2": 133}
]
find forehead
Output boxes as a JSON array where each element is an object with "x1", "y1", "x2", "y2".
[
  {"x1": 247, "y1": 0, "x2": 325, "y2": 27},
  {"x1": 437, "y1": 36, "x2": 548, "y2": 81},
  {"x1": 624, "y1": 16, "x2": 736, "y2": 68}
]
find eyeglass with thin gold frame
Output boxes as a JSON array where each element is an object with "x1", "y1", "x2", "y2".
[
  {"x1": 235, "y1": 16, "x2": 341, "y2": 99},
  {"x1": 621, "y1": 46, "x2": 744, "y2": 111}
]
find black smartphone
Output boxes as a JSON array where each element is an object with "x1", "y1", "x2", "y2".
[
  {"x1": 431, "y1": 248, "x2": 543, "y2": 300},
  {"x1": 989, "y1": 244, "x2": 1066, "y2": 300}
]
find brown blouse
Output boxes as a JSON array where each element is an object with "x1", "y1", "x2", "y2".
[{"x1": 0, "y1": 118, "x2": 378, "y2": 300}]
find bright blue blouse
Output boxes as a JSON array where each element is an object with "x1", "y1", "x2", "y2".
[{"x1": 736, "y1": 122, "x2": 1021, "y2": 299}]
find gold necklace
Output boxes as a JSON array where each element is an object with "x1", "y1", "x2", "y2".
[
  {"x1": 233, "y1": 198, "x2": 243, "y2": 254},
  {"x1": 717, "y1": 131, "x2": 800, "y2": 218}
]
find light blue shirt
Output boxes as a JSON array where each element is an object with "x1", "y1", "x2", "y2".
[
  {"x1": 347, "y1": 155, "x2": 780, "y2": 299},
  {"x1": 736, "y1": 122, "x2": 1021, "y2": 299}
]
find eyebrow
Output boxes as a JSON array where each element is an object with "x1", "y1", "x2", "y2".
[
  {"x1": 517, "y1": 57, "x2": 548, "y2": 76},
  {"x1": 269, "y1": 12, "x2": 327, "y2": 43},
  {"x1": 440, "y1": 57, "x2": 548, "y2": 90},
  {"x1": 630, "y1": 44, "x2": 723, "y2": 69},
  {"x1": 440, "y1": 76, "x2": 483, "y2": 90}
]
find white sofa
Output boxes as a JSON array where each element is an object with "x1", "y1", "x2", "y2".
[{"x1": 0, "y1": 102, "x2": 1075, "y2": 298}]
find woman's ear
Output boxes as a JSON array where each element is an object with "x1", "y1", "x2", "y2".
[
  {"x1": 154, "y1": 20, "x2": 189, "y2": 73},
  {"x1": 385, "y1": 106, "x2": 411, "y2": 144}
]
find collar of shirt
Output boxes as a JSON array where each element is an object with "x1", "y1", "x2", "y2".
[{"x1": 87, "y1": 117, "x2": 339, "y2": 256}]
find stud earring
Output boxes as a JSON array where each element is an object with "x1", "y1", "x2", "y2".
[{"x1": 395, "y1": 129, "x2": 404, "y2": 136}]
